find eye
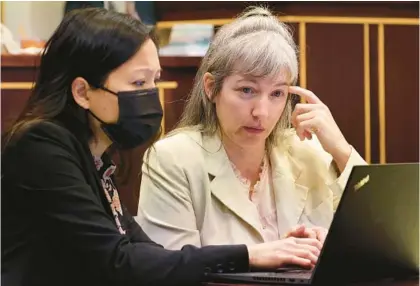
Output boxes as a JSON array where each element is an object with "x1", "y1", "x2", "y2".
[
  {"x1": 132, "y1": 80, "x2": 145, "y2": 87},
  {"x1": 242, "y1": 87, "x2": 253, "y2": 94},
  {"x1": 272, "y1": 90, "x2": 285, "y2": 98},
  {"x1": 237, "y1": 86, "x2": 258, "y2": 99}
]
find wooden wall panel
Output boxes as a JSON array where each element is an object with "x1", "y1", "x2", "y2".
[
  {"x1": 369, "y1": 25, "x2": 380, "y2": 164},
  {"x1": 155, "y1": 1, "x2": 419, "y2": 21},
  {"x1": 1, "y1": 90, "x2": 31, "y2": 133},
  {"x1": 2, "y1": 2, "x2": 418, "y2": 215},
  {"x1": 306, "y1": 24, "x2": 366, "y2": 159},
  {"x1": 384, "y1": 25, "x2": 419, "y2": 163},
  {"x1": 288, "y1": 22, "x2": 300, "y2": 49},
  {"x1": 159, "y1": 57, "x2": 201, "y2": 132}
]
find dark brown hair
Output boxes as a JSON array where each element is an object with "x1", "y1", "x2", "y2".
[{"x1": 2, "y1": 8, "x2": 156, "y2": 151}]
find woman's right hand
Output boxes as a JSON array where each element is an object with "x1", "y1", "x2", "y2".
[{"x1": 247, "y1": 237, "x2": 322, "y2": 269}]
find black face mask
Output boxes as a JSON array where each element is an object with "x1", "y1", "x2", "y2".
[{"x1": 90, "y1": 86, "x2": 163, "y2": 150}]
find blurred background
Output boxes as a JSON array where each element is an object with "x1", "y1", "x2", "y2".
[{"x1": 1, "y1": 1, "x2": 419, "y2": 214}]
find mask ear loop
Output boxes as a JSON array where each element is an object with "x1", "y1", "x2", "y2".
[
  {"x1": 99, "y1": 86, "x2": 118, "y2": 96},
  {"x1": 88, "y1": 83, "x2": 118, "y2": 96},
  {"x1": 84, "y1": 84, "x2": 117, "y2": 124},
  {"x1": 88, "y1": 109, "x2": 106, "y2": 124}
]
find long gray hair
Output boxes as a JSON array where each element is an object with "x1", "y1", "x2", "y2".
[{"x1": 170, "y1": 6, "x2": 299, "y2": 147}]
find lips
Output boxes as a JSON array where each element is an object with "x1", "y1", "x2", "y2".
[{"x1": 243, "y1": 126, "x2": 265, "y2": 133}]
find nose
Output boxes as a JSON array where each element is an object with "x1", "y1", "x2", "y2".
[{"x1": 251, "y1": 96, "x2": 270, "y2": 120}]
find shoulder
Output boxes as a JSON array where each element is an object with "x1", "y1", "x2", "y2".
[
  {"x1": 7, "y1": 120, "x2": 78, "y2": 149},
  {"x1": 2, "y1": 120, "x2": 86, "y2": 181},
  {"x1": 148, "y1": 128, "x2": 203, "y2": 159},
  {"x1": 143, "y1": 128, "x2": 210, "y2": 176},
  {"x1": 3, "y1": 120, "x2": 84, "y2": 166}
]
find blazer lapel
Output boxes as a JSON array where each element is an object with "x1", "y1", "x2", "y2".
[
  {"x1": 202, "y1": 135, "x2": 264, "y2": 240},
  {"x1": 270, "y1": 148, "x2": 309, "y2": 237}
]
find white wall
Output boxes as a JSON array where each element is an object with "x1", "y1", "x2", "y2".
[{"x1": 3, "y1": 1, "x2": 65, "y2": 41}]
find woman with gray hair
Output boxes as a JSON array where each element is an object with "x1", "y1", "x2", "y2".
[{"x1": 137, "y1": 6, "x2": 366, "y2": 252}]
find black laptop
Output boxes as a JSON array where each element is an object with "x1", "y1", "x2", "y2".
[{"x1": 205, "y1": 163, "x2": 419, "y2": 285}]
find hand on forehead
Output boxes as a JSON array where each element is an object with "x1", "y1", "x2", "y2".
[{"x1": 289, "y1": 86, "x2": 322, "y2": 104}]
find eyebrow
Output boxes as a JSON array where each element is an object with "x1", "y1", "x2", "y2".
[
  {"x1": 132, "y1": 67, "x2": 163, "y2": 73},
  {"x1": 273, "y1": 82, "x2": 289, "y2": 87},
  {"x1": 237, "y1": 77, "x2": 289, "y2": 87}
]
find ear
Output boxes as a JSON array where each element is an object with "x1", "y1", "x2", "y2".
[
  {"x1": 203, "y1": 72, "x2": 215, "y2": 102},
  {"x1": 71, "y1": 77, "x2": 91, "y2": 110}
]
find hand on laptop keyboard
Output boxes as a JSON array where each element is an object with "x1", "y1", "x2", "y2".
[
  {"x1": 284, "y1": 225, "x2": 328, "y2": 244},
  {"x1": 247, "y1": 236, "x2": 322, "y2": 270}
]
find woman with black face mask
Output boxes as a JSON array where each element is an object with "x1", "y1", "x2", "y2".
[{"x1": 1, "y1": 8, "x2": 322, "y2": 286}]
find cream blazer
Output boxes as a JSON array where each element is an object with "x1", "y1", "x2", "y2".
[{"x1": 136, "y1": 129, "x2": 366, "y2": 250}]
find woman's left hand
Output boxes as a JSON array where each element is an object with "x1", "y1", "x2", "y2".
[
  {"x1": 289, "y1": 86, "x2": 352, "y2": 172},
  {"x1": 285, "y1": 225, "x2": 328, "y2": 245}
]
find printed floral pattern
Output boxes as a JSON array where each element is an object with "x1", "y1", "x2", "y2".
[{"x1": 93, "y1": 155, "x2": 126, "y2": 235}]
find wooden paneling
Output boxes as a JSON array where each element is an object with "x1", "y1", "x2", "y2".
[
  {"x1": 2, "y1": 2, "x2": 419, "y2": 215},
  {"x1": 159, "y1": 57, "x2": 201, "y2": 131},
  {"x1": 1, "y1": 90, "x2": 31, "y2": 133},
  {"x1": 384, "y1": 25, "x2": 419, "y2": 163},
  {"x1": 369, "y1": 25, "x2": 380, "y2": 164},
  {"x1": 155, "y1": 1, "x2": 419, "y2": 21},
  {"x1": 306, "y1": 24, "x2": 366, "y2": 159}
]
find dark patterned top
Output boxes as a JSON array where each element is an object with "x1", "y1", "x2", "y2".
[{"x1": 93, "y1": 153, "x2": 126, "y2": 235}]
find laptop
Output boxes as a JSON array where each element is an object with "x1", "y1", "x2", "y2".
[{"x1": 205, "y1": 163, "x2": 419, "y2": 285}]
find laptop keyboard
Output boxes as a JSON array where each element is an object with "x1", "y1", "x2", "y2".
[
  {"x1": 276, "y1": 267, "x2": 313, "y2": 274},
  {"x1": 274, "y1": 268, "x2": 313, "y2": 279},
  {"x1": 277, "y1": 271, "x2": 312, "y2": 279},
  {"x1": 249, "y1": 271, "x2": 312, "y2": 284}
]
